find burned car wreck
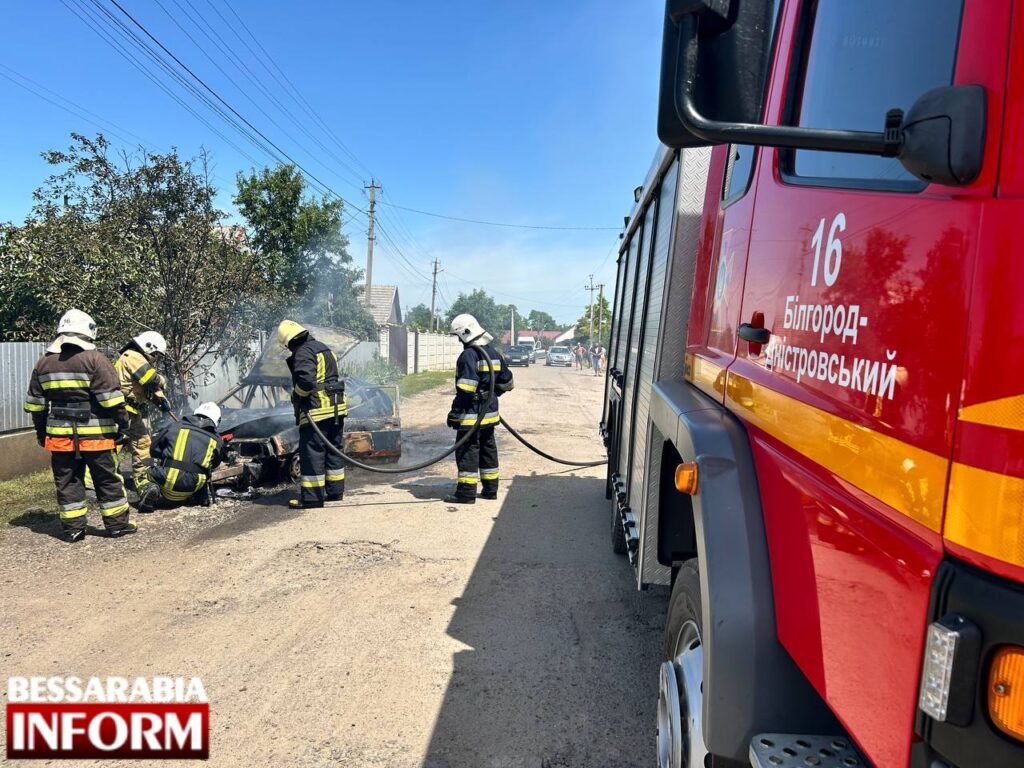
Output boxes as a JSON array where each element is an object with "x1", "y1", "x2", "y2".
[{"x1": 211, "y1": 326, "x2": 401, "y2": 486}]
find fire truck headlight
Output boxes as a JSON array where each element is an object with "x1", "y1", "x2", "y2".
[
  {"x1": 918, "y1": 615, "x2": 981, "y2": 726},
  {"x1": 989, "y1": 646, "x2": 1024, "y2": 742}
]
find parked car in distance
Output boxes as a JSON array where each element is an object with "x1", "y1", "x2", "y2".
[
  {"x1": 546, "y1": 346, "x2": 573, "y2": 367},
  {"x1": 506, "y1": 345, "x2": 532, "y2": 367}
]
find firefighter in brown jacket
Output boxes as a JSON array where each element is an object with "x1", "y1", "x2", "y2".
[
  {"x1": 24, "y1": 309, "x2": 136, "y2": 542},
  {"x1": 114, "y1": 331, "x2": 170, "y2": 489}
]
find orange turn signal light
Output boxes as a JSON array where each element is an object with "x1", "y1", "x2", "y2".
[
  {"x1": 990, "y1": 646, "x2": 1024, "y2": 742},
  {"x1": 674, "y1": 462, "x2": 699, "y2": 495}
]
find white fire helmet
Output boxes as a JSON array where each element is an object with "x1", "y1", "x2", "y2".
[
  {"x1": 134, "y1": 331, "x2": 167, "y2": 356},
  {"x1": 193, "y1": 402, "x2": 221, "y2": 427},
  {"x1": 56, "y1": 309, "x2": 97, "y2": 340},
  {"x1": 449, "y1": 313, "x2": 492, "y2": 346}
]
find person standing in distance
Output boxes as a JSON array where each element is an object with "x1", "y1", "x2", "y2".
[
  {"x1": 277, "y1": 320, "x2": 347, "y2": 509},
  {"x1": 446, "y1": 314, "x2": 514, "y2": 504},
  {"x1": 23, "y1": 309, "x2": 136, "y2": 542}
]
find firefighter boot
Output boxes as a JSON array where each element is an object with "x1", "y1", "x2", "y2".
[
  {"x1": 65, "y1": 529, "x2": 86, "y2": 544},
  {"x1": 136, "y1": 483, "x2": 160, "y2": 514},
  {"x1": 106, "y1": 521, "x2": 138, "y2": 539},
  {"x1": 444, "y1": 492, "x2": 476, "y2": 505}
]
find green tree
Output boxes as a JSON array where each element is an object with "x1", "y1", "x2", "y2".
[
  {"x1": 526, "y1": 309, "x2": 558, "y2": 331},
  {"x1": 574, "y1": 294, "x2": 612, "y2": 346},
  {"x1": 0, "y1": 133, "x2": 269, "y2": 401},
  {"x1": 234, "y1": 164, "x2": 375, "y2": 338},
  {"x1": 445, "y1": 289, "x2": 508, "y2": 342},
  {"x1": 405, "y1": 303, "x2": 439, "y2": 332}
]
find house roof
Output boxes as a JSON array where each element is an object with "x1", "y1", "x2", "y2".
[{"x1": 366, "y1": 285, "x2": 401, "y2": 325}]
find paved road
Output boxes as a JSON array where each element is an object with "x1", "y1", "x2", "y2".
[{"x1": 0, "y1": 362, "x2": 668, "y2": 767}]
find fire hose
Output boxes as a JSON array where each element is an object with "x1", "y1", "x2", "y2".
[{"x1": 304, "y1": 344, "x2": 607, "y2": 472}]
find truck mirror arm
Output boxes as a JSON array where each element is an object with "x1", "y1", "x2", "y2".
[{"x1": 673, "y1": 14, "x2": 898, "y2": 156}]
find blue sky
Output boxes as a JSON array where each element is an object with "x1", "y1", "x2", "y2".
[{"x1": 0, "y1": 1, "x2": 663, "y2": 325}]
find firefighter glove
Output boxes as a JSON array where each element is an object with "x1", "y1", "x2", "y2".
[
  {"x1": 446, "y1": 410, "x2": 462, "y2": 430},
  {"x1": 157, "y1": 397, "x2": 172, "y2": 413}
]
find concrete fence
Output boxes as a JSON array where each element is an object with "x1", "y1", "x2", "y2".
[{"x1": 377, "y1": 329, "x2": 461, "y2": 374}]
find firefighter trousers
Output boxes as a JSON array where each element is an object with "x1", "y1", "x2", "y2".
[
  {"x1": 51, "y1": 451, "x2": 130, "y2": 534},
  {"x1": 298, "y1": 418, "x2": 345, "y2": 505},
  {"x1": 454, "y1": 425, "x2": 499, "y2": 499},
  {"x1": 125, "y1": 410, "x2": 152, "y2": 489}
]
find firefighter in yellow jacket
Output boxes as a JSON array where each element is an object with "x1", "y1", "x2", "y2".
[
  {"x1": 24, "y1": 309, "x2": 136, "y2": 542},
  {"x1": 276, "y1": 320, "x2": 347, "y2": 509},
  {"x1": 114, "y1": 331, "x2": 171, "y2": 489}
]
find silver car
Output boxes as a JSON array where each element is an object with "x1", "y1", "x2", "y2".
[{"x1": 545, "y1": 346, "x2": 573, "y2": 367}]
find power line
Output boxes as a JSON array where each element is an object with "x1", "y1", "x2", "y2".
[
  {"x1": 64, "y1": 0, "x2": 262, "y2": 166},
  {"x1": 102, "y1": 0, "x2": 367, "y2": 216},
  {"x1": 378, "y1": 201, "x2": 619, "y2": 231},
  {"x1": 0, "y1": 65, "x2": 148, "y2": 148},
  {"x1": 164, "y1": 0, "x2": 366, "y2": 191},
  {"x1": 215, "y1": 0, "x2": 375, "y2": 180}
]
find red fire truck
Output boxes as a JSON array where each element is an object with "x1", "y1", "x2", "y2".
[{"x1": 603, "y1": 2, "x2": 1024, "y2": 766}]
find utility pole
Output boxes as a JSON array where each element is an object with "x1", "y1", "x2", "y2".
[
  {"x1": 429, "y1": 258, "x2": 441, "y2": 333},
  {"x1": 585, "y1": 274, "x2": 596, "y2": 342},
  {"x1": 364, "y1": 180, "x2": 381, "y2": 306},
  {"x1": 510, "y1": 307, "x2": 516, "y2": 347},
  {"x1": 596, "y1": 283, "x2": 605, "y2": 345}
]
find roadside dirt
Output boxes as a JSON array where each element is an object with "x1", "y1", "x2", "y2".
[{"x1": 0, "y1": 362, "x2": 668, "y2": 768}]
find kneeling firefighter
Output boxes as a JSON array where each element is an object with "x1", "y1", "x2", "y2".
[
  {"x1": 137, "y1": 402, "x2": 227, "y2": 512},
  {"x1": 23, "y1": 309, "x2": 136, "y2": 542},
  {"x1": 446, "y1": 314, "x2": 514, "y2": 504},
  {"x1": 114, "y1": 331, "x2": 171, "y2": 489},
  {"x1": 277, "y1": 320, "x2": 347, "y2": 509}
]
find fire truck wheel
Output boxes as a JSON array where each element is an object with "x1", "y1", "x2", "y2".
[
  {"x1": 610, "y1": 502, "x2": 627, "y2": 554},
  {"x1": 659, "y1": 560, "x2": 743, "y2": 768}
]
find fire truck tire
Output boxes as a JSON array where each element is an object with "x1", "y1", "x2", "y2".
[
  {"x1": 610, "y1": 503, "x2": 627, "y2": 554},
  {"x1": 660, "y1": 559, "x2": 744, "y2": 768}
]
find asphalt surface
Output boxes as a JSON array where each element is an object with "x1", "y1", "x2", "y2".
[{"x1": 0, "y1": 361, "x2": 668, "y2": 767}]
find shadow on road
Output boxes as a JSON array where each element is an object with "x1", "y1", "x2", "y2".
[{"x1": 422, "y1": 473, "x2": 668, "y2": 768}]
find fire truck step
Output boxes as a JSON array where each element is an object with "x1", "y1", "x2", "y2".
[{"x1": 749, "y1": 734, "x2": 862, "y2": 768}]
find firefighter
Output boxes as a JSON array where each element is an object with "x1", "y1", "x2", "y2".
[
  {"x1": 114, "y1": 331, "x2": 171, "y2": 489},
  {"x1": 276, "y1": 320, "x2": 347, "y2": 509},
  {"x1": 445, "y1": 314, "x2": 514, "y2": 504},
  {"x1": 136, "y1": 402, "x2": 227, "y2": 513},
  {"x1": 23, "y1": 309, "x2": 136, "y2": 542}
]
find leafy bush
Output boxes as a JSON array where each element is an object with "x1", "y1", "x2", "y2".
[{"x1": 341, "y1": 356, "x2": 403, "y2": 385}]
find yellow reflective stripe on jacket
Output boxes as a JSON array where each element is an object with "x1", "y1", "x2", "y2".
[
  {"x1": 46, "y1": 424, "x2": 119, "y2": 436},
  {"x1": 41, "y1": 379, "x2": 91, "y2": 389},
  {"x1": 162, "y1": 428, "x2": 190, "y2": 497},
  {"x1": 315, "y1": 352, "x2": 330, "y2": 410},
  {"x1": 137, "y1": 366, "x2": 156, "y2": 386},
  {"x1": 96, "y1": 391, "x2": 126, "y2": 408},
  {"x1": 457, "y1": 412, "x2": 499, "y2": 427},
  {"x1": 201, "y1": 437, "x2": 217, "y2": 469},
  {"x1": 456, "y1": 378, "x2": 478, "y2": 392},
  {"x1": 476, "y1": 360, "x2": 502, "y2": 371},
  {"x1": 24, "y1": 402, "x2": 47, "y2": 412}
]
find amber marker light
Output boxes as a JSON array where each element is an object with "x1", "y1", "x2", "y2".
[
  {"x1": 990, "y1": 646, "x2": 1024, "y2": 742},
  {"x1": 674, "y1": 462, "x2": 699, "y2": 495}
]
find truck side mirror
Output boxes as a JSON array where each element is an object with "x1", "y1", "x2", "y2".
[
  {"x1": 658, "y1": 1, "x2": 988, "y2": 187},
  {"x1": 899, "y1": 85, "x2": 987, "y2": 186}
]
